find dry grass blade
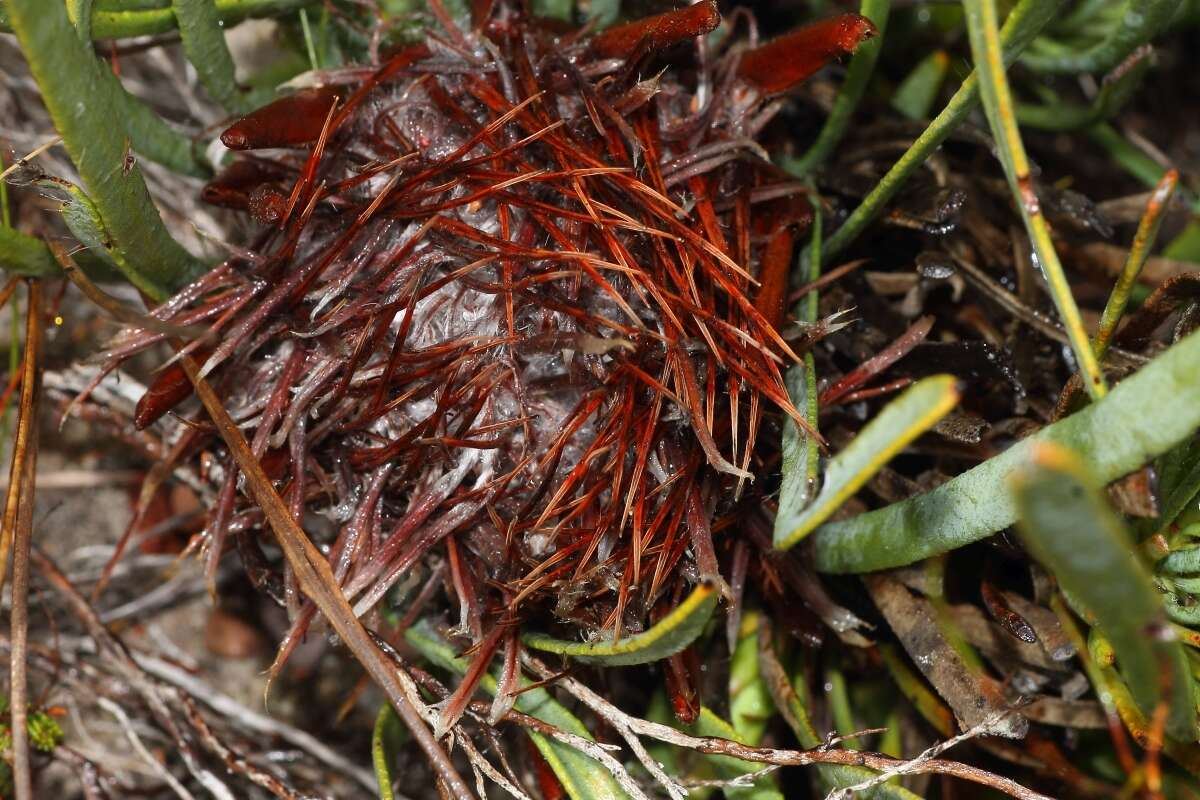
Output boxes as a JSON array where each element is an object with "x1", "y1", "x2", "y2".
[
  {"x1": 4, "y1": 280, "x2": 42, "y2": 800},
  {"x1": 176, "y1": 351, "x2": 476, "y2": 800}
]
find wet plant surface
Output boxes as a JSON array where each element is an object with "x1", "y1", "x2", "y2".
[{"x1": 3, "y1": 0, "x2": 1200, "y2": 798}]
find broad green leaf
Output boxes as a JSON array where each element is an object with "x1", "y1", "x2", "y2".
[
  {"x1": 1011, "y1": 443, "x2": 1198, "y2": 740},
  {"x1": 774, "y1": 375, "x2": 960, "y2": 551},
  {"x1": 814, "y1": 328, "x2": 1200, "y2": 574},
  {"x1": 523, "y1": 583, "x2": 718, "y2": 666},
  {"x1": 172, "y1": 0, "x2": 274, "y2": 113},
  {"x1": 406, "y1": 621, "x2": 628, "y2": 800},
  {"x1": 6, "y1": 0, "x2": 202, "y2": 299}
]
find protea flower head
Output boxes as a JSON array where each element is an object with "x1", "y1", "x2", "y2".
[{"x1": 91, "y1": 0, "x2": 875, "y2": 715}]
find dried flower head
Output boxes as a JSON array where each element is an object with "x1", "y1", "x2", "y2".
[{"x1": 92, "y1": 0, "x2": 874, "y2": 681}]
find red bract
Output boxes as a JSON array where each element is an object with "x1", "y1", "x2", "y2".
[{"x1": 100, "y1": 3, "x2": 873, "y2": 668}]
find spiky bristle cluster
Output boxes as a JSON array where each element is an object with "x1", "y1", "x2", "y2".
[{"x1": 95, "y1": 2, "x2": 873, "y2": 656}]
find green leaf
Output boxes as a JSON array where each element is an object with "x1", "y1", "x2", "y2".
[
  {"x1": 964, "y1": 0, "x2": 1105, "y2": 399},
  {"x1": 1011, "y1": 443, "x2": 1198, "y2": 740},
  {"x1": 813, "y1": 328, "x2": 1200, "y2": 574},
  {"x1": 1, "y1": 0, "x2": 319, "y2": 40},
  {"x1": 774, "y1": 375, "x2": 960, "y2": 551},
  {"x1": 406, "y1": 621, "x2": 628, "y2": 800},
  {"x1": 1021, "y1": 0, "x2": 1182, "y2": 74},
  {"x1": 0, "y1": 227, "x2": 60, "y2": 277},
  {"x1": 172, "y1": 0, "x2": 274, "y2": 113},
  {"x1": 523, "y1": 583, "x2": 718, "y2": 666},
  {"x1": 756, "y1": 622, "x2": 921, "y2": 800},
  {"x1": 821, "y1": 0, "x2": 1062, "y2": 260},
  {"x1": 890, "y1": 49, "x2": 951, "y2": 120},
  {"x1": 692, "y1": 709, "x2": 784, "y2": 800},
  {"x1": 6, "y1": 0, "x2": 202, "y2": 299},
  {"x1": 371, "y1": 704, "x2": 405, "y2": 800}
]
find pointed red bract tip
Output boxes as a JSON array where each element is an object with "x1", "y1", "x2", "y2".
[
  {"x1": 590, "y1": 0, "x2": 721, "y2": 60},
  {"x1": 220, "y1": 87, "x2": 341, "y2": 151},
  {"x1": 737, "y1": 12, "x2": 877, "y2": 95}
]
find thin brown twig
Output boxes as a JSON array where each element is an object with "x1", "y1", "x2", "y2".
[
  {"x1": 8, "y1": 280, "x2": 43, "y2": 800},
  {"x1": 524, "y1": 655, "x2": 1055, "y2": 800}
]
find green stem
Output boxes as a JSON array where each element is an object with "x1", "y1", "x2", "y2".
[
  {"x1": 787, "y1": 0, "x2": 890, "y2": 177},
  {"x1": 822, "y1": 0, "x2": 1064, "y2": 261},
  {"x1": 7, "y1": 0, "x2": 201, "y2": 299},
  {"x1": 964, "y1": 0, "x2": 1106, "y2": 399},
  {"x1": 1021, "y1": 0, "x2": 1183, "y2": 74},
  {"x1": 0, "y1": 0, "x2": 317, "y2": 40},
  {"x1": 1093, "y1": 169, "x2": 1177, "y2": 358}
]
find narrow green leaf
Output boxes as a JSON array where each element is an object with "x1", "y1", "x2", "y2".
[
  {"x1": 1011, "y1": 442, "x2": 1197, "y2": 740},
  {"x1": 1093, "y1": 170, "x2": 1177, "y2": 358},
  {"x1": 757, "y1": 626, "x2": 921, "y2": 799},
  {"x1": 822, "y1": 0, "x2": 1063, "y2": 260},
  {"x1": 774, "y1": 375, "x2": 960, "y2": 551},
  {"x1": 60, "y1": 186, "x2": 120, "y2": 270},
  {"x1": 728, "y1": 612, "x2": 772, "y2": 745},
  {"x1": 964, "y1": 0, "x2": 1106, "y2": 400},
  {"x1": 1021, "y1": 0, "x2": 1182, "y2": 74},
  {"x1": 172, "y1": 0, "x2": 273, "y2": 113},
  {"x1": 6, "y1": 0, "x2": 202, "y2": 300},
  {"x1": 406, "y1": 621, "x2": 628, "y2": 800},
  {"x1": 890, "y1": 49, "x2": 950, "y2": 120},
  {"x1": 523, "y1": 583, "x2": 717, "y2": 666},
  {"x1": 813, "y1": 328, "x2": 1200, "y2": 574},
  {"x1": 371, "y1": 704, "x2": 404, "y2": 800}
]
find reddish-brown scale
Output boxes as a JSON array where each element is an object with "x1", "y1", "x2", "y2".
[
  {"x1": 133, "y1": 345, "x2": 215, "y2": 429},
  {"x1": 754, "y1": 227, "x2": 795, "y2": 333},
  {"x1": 738, "y1": 13, "x2": 877, "y2": 95},
  {"x1": 980, "y1": 581, "x2": 1038, "y2": 644},
  {"x1": 590, "y1": 0, "x2": 720, "y2": 59},
  {"x1": 220, "y1": 87, "x2": 342, "y2": 150},
  {"x1": 664, "y1": 645, "x2": 702, "y2": 724},
  {"x1": 200, "y1": 158, "x2": 289, "y2": 210}
]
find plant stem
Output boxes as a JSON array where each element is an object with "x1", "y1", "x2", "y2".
[
  {"x1": 5, "y1": 281, "x2": 41, "y2": 800},
  {"x1": 963, "y1": 0, "x2": 1106, "y2": 399}
]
